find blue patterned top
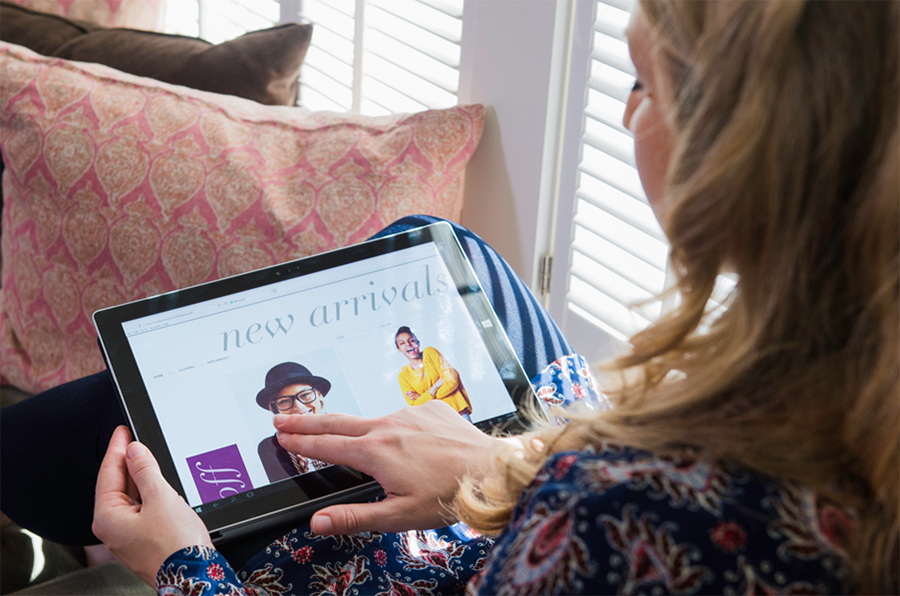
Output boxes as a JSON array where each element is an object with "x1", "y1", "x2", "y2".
[{"x1": 156, "y1": 355, "x2": 855, "y2": 595}]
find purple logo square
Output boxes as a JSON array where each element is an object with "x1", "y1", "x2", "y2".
[{"x1": 186, "y1": 444, "x2": 253, "y2": 504}]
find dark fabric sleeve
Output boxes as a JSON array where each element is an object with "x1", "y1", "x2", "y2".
[{"x1": 157, "y1": 546, "x2": 245, "y2": 595}]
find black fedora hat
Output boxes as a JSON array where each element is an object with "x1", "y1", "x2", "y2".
[{"x1": 255, "y1": 362, "x2": 331, "y2": 410}]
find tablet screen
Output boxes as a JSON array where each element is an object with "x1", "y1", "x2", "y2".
[{"x1": 95, "y1": 223, "x2": 534, "y2": 537}]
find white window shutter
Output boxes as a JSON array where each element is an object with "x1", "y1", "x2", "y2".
[
  {"x1": 165, "y1": 0, "x2": 463, "y2": 115},
  {"x1": 294, "y1": 0, "x2": 357, "y2": 111},
  {"x1": 552, "y1": 0, "x2": 738, "y2": 355},
  {"x1": 563, "y1": 0, "x2": 670, "y2": 343},
  {"x1": 165, "y1": 0, "x2": 281, "y2": 42},
  {"x1": 295, "y1": 0, "x2": 464, "y2": 114}
]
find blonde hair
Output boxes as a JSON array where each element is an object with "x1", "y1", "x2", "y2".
[{"x1": 454, "y1": 2, "x2": 899, "y2": 593}]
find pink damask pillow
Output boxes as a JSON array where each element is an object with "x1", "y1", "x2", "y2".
[
  {"x1": 0, "y1": 42, "x2": 485, "y2": 393},
  {"x1": 5, "y1": 0, "x2": 165, "y2": 30}
]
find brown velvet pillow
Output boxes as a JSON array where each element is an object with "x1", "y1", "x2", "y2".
[
  {"x1": 0, "y1": 0, "x2": 102, "y2": 56},
  {"x1": 0, "y1": 0, "x2": 312, "y2": 106}
]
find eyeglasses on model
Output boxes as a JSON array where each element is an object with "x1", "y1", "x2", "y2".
[{"x1": 270, "y1": 389, "x2": 319, "y2": 412}]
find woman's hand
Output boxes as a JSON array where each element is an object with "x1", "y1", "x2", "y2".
[
  {"x1": 93, "y1": 426, "x2": 213, "y2": 586},
  {"x1": 274, "y1": 400, "x2": 501, "y2": 535}
]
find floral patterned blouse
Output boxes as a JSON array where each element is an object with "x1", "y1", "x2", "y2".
[{"x1": 156, "y1": 355, "x2": 855, "y2": 595}]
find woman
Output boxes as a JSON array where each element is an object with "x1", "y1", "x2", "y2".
[
  {"x1": 5, "y1": 1, "x2": 898, "y2": 593},
  {"x1": 394, "y1": 326, "x2": 473, "y2": 420}
]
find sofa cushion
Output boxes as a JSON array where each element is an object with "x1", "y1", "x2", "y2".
[
  {"x1": 4, "y1": 0, "x2": 165, "y2": 30},
  {"x1": 0, "y1": 42, "x2": 484, "y2": 393},
  {"x1": 0, "y1": 1, "x2": 313, "y2": 106},
  {"x1": 9, "y1": 560, "x2": 154, "y2": 595}
]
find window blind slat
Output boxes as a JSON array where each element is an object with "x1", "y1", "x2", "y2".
[
  {"x1": 416, "y1": 0, "x2": 464, "y2": 19},
  {"x1": 360, "y1": 97, "x2": 393, "y2": 116},
  {"x1": 595, "y1": 0, "x2": 634, "y2": 15},
  {"x1": 302, "y1": 26, "x2": 355, "y2": 64},
  {"x1": 300, "y1": 65, "x2": 354, "y2": 108},
  {"x1": 588, "y1": 74, "x2": 631, "y2": 105},
  {"x1": 583, "y1": 128, "x2": 635, "y2": 168},
  {"x1": 567, "y1": 276, "x2": 653, "y2": 340},
  {"x1": 573, "y1": 202, "x2": 668, "y2": 271},
  {"x1": 571, "y1": 253, "x2": 654, "y2": 309},
  {"x1": 590, "y1": 36, "x2": 634, "y2": 75},
  {"x1": 710, "y1": 274, "x2": 737, "y2": 306},
  {"x1": 362, "y1": 51, "x2": 457, "y2": 108},
  {"x1": 299, "y1": 85, "x2": 349, "y2": 112},
  {"x1": 303, "y1": 3, "x2": 356, "y2": 38},
  {"x1": 360, "y1": 75, "x2": 430, "y2": 113},
  {"x1": 206, "y1": 2, "x2": 273, "y2": 31},
  {"x1": 575, "y1": 190, "x2": 661, "y2": 241},
  {"x1": 567, "y1": 302, "x2": 629, "y2": 343},
  {"x1": 303, "y1": 47, "x2": 354, "y2": 79},
  {"x1": 575, "y1": 176, "x2": 667, "y2": 241},
  {"x1": 306, "y1": 0, "x2": 355, "y2": 19},
  {"x1": 367, "y1": 8, "x2": 461, "y2": 68},
  {"x1": 229, "y1": 0, "x2": 279, "y2": 23},
  {"x1": 584, "y1": 92, "x2": 629, "y2": 134},
  {"x1": 572, "y1": 225, "x2": 666, "y2": 295},
  {"x1": 363, "y1": 30, "x2": 459, "y2": 92},
  {"x1": 367, "y1": 0, "x2": 462, "y2": 43},
  {"x1": 592, "y1": 4, "x2": 630, "y2": 41},
  {"x1": 166, "y1": 2, "x2": 200, "y2": 37},
  {"x1": 578, "y1": 145, "x2": 646, "y2": 199}
]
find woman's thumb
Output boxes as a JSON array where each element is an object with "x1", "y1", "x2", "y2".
[
  {"x1": 311, "y1": 499, "x2": 408, "y2": 535},
  {"x1": 125, "y1": 442, "x2": 167, "y2": 501}
]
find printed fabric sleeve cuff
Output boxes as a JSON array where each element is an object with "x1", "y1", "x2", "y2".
[
  {"x1": 530, "y1": 354, "x2": 610, "y2": 418},
  {"x1": 157, "y1": 545, "x2": 245, "y2": 595}
]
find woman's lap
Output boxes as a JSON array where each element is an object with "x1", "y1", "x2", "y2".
[
  {"x1": 0, "y1": 371, "x2": 123, "y2": 545},
  {"x1": 0, "y1": 216, "x2": 573, "y2": 562}
]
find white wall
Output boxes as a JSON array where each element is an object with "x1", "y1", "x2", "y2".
[
  {"x1": 458, "y1": 0, "x2": 623, "y2": 361},
  {"x1": 457, "y1": 0, "x2": 560, "y2": 286}
]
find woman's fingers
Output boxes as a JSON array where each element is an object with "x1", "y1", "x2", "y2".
[
  {"x1": 276, "y1": 430, "x2": 373, "y2": 471},
  {"x1": 274, "y1": 412, "x2": 372, "y2": 437}
]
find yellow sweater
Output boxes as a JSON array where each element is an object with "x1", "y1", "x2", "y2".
[{"x1": 398, "y1": 347, "x2": 471, "y2": 415}]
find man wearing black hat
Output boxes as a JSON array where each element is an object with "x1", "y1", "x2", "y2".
[{"x1": 256, "y1": 362, "x2": 332, "y2": 482}]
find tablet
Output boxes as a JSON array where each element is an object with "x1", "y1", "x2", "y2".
[{"x1": 94, "y1": 222, "x2": 539, "y2": 543}]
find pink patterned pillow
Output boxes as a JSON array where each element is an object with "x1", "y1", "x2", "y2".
[
  {"x1": 0, "y1": 42, "x2": 485, "y2": 393},
  {"x1": 5, "y1": 0, "x2": 165, "y2": 30}
]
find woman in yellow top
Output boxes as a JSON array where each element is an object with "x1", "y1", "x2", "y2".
[{"x1": 394, "y1": 326, "x2": 472, "y2": 422}]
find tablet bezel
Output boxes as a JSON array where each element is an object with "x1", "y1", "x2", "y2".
[{"x1": 94, "y1": 222, "x2": 538, "y2": 541}]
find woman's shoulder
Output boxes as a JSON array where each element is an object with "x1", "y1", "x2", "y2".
[
  {"x1": 471, "y1": 445, "x2": 856, "y2": 595},
  {"x1": 422, "y1": 346, "x2": 442, "y2": 358}
]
